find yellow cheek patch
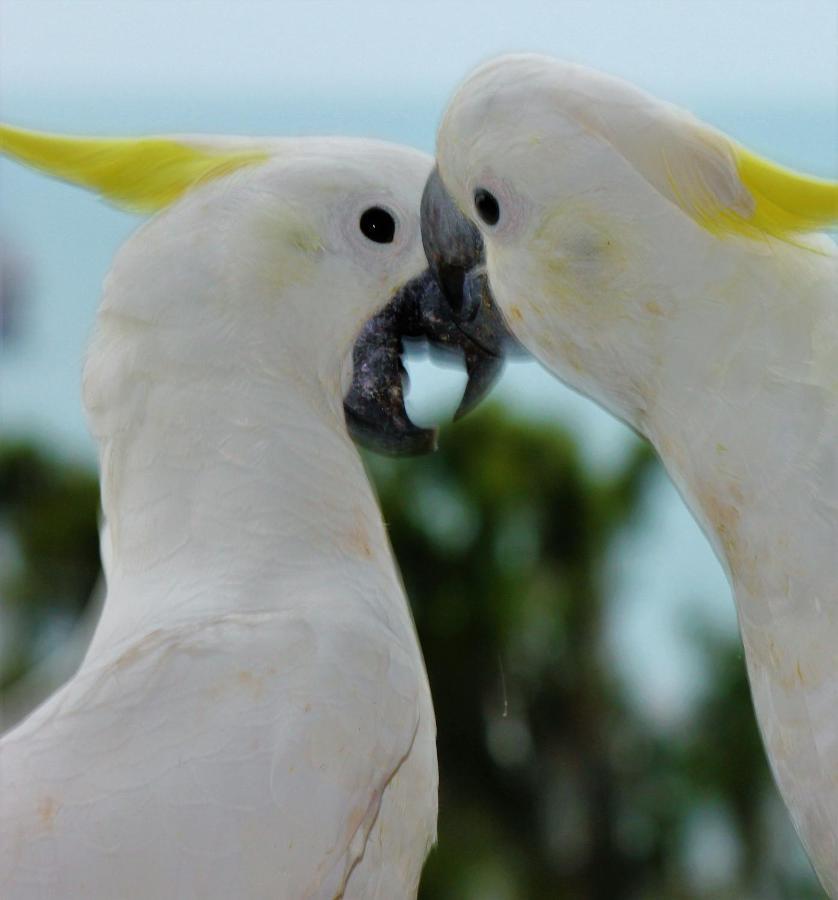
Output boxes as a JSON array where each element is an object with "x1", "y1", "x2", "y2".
[
  {"x1": 251, "y1": 208, "x2": 325, "y2": 293},
  {"x1": 534, "y1": 206, "x2": 628, "y2": 314},
  {"x1": 286, "y1": 223, "x2": 324, "y2": 256},
  {"x1": 0, "y1": 123, "x2": 268, "y2": 213}
]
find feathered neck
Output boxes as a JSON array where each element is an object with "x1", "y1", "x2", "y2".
[
  {"x1": 86, "y1": 359, "x2": 394, "y2": 655},
  {"x1": 643, "y1": 238, "x2": 838, "y2": 889}
]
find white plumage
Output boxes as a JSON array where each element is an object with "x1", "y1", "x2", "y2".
[
  {"x1": 0, "y1": 135, "x2": 438, "y2": 898},
  {"x1": 429, "y1": 54, "x2": 838, "y2": 893}
]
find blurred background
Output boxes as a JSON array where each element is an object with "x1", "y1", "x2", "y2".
[{"x1": 1, "y1": 1, "x2": 836, "y2": 896}]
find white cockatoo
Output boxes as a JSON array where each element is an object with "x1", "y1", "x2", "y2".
[
  {"x1": 0, "y1": 125, "x2": 504, "y2": 899},
  {"x1": 419, "y1": 54, "x2": 838, "y2": 892}
]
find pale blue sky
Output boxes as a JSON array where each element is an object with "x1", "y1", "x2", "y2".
[{"x1": 2, "y1": 0, "x2": 836, "y2": 104}]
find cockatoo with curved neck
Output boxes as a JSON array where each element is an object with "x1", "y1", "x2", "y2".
[
  {"x1": 420, "y1": 54, "x2": 838, "y2": 892},
  {"x1": 0, "y1": 125, "x2": 504, "y2": 898}
]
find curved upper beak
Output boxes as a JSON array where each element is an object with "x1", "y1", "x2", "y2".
[
  {"x1": 420, "y1": 166, "x2": 520, "y2": 409},
  {"x1": 420, "y1": 166, "x2": 485, "y2": 320}
]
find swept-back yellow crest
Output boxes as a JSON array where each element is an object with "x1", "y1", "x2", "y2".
[
  {"x1": 733, "y1": 146, "x2": 838, "y2": 238},
  {"x1": 656, "y1": 124, "x2": 837, "y2": 243},
  {"x1": 0, "y1": 124, "x2": 268, "y2": 213}
]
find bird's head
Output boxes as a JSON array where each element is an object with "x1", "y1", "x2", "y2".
[
  {"x1": 423, "y1": 54, "x2": 838, "y2": 430},
  {"x1": 1, "y1": 126, "x2": 505, "y2": 455}
]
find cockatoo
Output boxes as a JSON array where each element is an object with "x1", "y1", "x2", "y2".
[
  {"x1": 0, "y1": 125, "x2": 504, "y2": 899},
  {"x1": 420, "y1": 54, "x2": 838, "y2": 892}
]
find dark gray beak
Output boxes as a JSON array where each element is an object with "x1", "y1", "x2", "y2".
[
  {"x1": 343, "y1": 267, "x2": 504, "y2": 456},
  {"x1": 420, "y1": 166, "x2": 519, "y2": 413}
]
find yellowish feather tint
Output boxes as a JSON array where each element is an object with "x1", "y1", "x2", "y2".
[
  {"x1": 735, "y1": 146, "x2": 838, "y2": 237},
  {"x1": 0, "y1": 124, "x2": 268, "y2": 213},
  {"x1": 674, "y1": 136, "x2": 838, "y2": 244}
]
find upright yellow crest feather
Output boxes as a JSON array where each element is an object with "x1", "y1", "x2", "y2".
[{"x1": 0, "y1": 124, "x2": 268, "y2": 213}]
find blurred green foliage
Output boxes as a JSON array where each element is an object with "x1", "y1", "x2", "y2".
[
  {"x1": 0, "y1": 441, "x2": 100, "y2": 690},
  {"x1": 0, "y1": 409, "x2": 824, "y2": 898}
]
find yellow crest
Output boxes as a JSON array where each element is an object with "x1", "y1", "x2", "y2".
[
  {"x1": 733, "y1": 146, "x2": 838, "y2": 238},
  {"x1": 656, "y1": 124, "x2": 837, "y2": 244},
  {"x1": 0, "y1": 124, "x2": 268, "y2": 213}
]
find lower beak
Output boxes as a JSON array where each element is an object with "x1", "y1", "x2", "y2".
[{"x1": 343, "y1": 268, "x2": 504, "y2": 456}]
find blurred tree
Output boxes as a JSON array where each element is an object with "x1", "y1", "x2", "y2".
[
  {"x1": 0, "y1": 409, "x2": 824, "y2": 897},
  {"x1": 0, "y1": 441, "x2": 99, "y2": 691}
]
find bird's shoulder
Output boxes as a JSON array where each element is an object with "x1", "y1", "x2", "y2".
[
  {"x1": 7, "y1": 606, "x2": 421, "y2": 756},
  {"x1": 1, "y1": 610, "x2": 428, "y2": 899}
]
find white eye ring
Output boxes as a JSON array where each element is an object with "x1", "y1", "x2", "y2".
[
  {"x1": 339, "y1": 197, "x2": 411, "y2": 256},
  {"x1": 473, "y1": 188, "x2": 500, "y2": 226},
  {"x1": 466, "y1": 175, "x2": 523, "y2": 238}
]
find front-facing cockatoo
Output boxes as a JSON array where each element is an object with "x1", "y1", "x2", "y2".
[
  {"x1": 420, "y1": 55, "x2": 838, "y2": 892},
  {"x1": 0, "y1": 125, "x2": 504, "y2": 899}
]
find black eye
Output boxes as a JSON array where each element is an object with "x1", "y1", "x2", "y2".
[
  {"x1": 474, "y1": 188, "x2": 500, "y2": 226},
  {"x1": 359, "y1": 207, "x2": 396, "y2": 244}
]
